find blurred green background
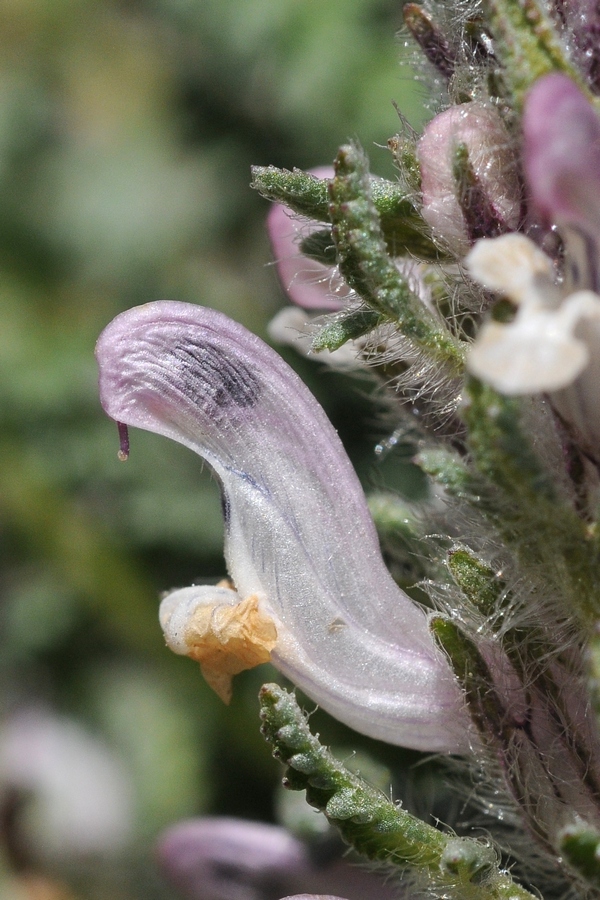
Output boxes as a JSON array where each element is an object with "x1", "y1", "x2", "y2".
[{"x1": 0, "y1": 1, "x2": 428, "y2": 896}]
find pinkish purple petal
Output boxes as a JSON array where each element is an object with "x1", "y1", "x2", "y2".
[
  {"x1": 156, "y1": 818, "x2": 309, "y2": 900},
  {"x1": 418, "y1": 103, "x2": 520, "y2": 252},
  {"x1": 280, "y1": 896, "x2": 348, "y2": 900},
  {"x1": 267, "y1": 168, "x2": 349, "y2": 311},
  {"x1": 96, "y1": 301, "x2": 469, "y2": 753},
  {"x1": 523, "y1": 73, "x2": 600, "y2": 238}
]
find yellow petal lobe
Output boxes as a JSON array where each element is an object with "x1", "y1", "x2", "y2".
[{"x1": 183, "y1": 595, "x2": 277, "y2": 703}]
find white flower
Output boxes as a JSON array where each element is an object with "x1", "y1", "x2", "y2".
[{"x1": 466, "y1": 233, "x2": 600, "y2": 458}]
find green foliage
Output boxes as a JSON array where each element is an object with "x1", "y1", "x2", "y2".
[
  {"x1": 328, "y1": 143, "x2": 465, "y2": 368},
  {"x1": 8, "y1": 0, "x2": 600, "y2": 897},
  {"x1": 481, "y1": 0, "x2": 588, "y2": 108},
  {"x1": 311, "y1": 308, "x2": 383, "y2": 352},
  {"x1": 559, "y1": 822, "x2": 600, "y2": 888},
  {"x1": 259, "y1": 683, "x2": 536, "y2": 900},
  {"x1": 251, "y1": 162, "x2": 444, "y2": 258},
  {"x1": 462, "y1": 379, "x2": 600, "y2": 623}
]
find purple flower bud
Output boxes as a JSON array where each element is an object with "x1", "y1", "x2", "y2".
[
  {"x1": 523, "y1": 74, "x2": 600, "y2": 240},
  {"x1": 156, "y1": 818, "x2": 309, "y2": 900},
  {"x1": 418, "y1": 103, "x2": 520, "y2": 252},
  {"x1": 0, "y1": 707, "x2": 133, "y2": 857},
  {"x1": 96, "y1": 301, "x2": 469, "y2": 752}
]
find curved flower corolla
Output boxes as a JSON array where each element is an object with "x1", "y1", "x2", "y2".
[{"x1": 96, "y1": 301, "x2": 469, "y2": 753}]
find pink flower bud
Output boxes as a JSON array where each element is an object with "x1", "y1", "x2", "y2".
[
  {"x1": 418, "y1": 103, "x2": 520, "y2": 253},
  {"x1": 157, "y1": 818, "x2": 308, "y2": 900},
  {"x1": 157, "y1": 818, "x2": 391, "y2": 900},
  {"x1": 523, "y1": 73, "x2": 600, "y2": 241}
]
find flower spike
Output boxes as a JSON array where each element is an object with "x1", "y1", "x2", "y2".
[{"x1": 96, "y1": 301, "x2": 468, "y2": 752}]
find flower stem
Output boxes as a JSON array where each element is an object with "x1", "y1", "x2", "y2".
[
  {"x1": 463, "y1": 378, "x2": 600, "y2": 624},
  {"x1": 482, "y1": 0, "x2": 589, "y2": 110},
  {"x1": 259, "y1": 682, "x2": 539, "y2": 900},
  {"x1": 250, "y1": 164, "x2": 445, "y2": 260}
]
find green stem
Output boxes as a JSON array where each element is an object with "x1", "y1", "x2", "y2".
[
  {"x1": 259, "y1": 683, "x2": 539, "y2": 900},
  {"x1": 250, "y1": 164, "x2": 446, "y2": 260},
  {"x1": 430, "y1": 617, "x2": 566, "y2": 852},
  {"x1": 463, "y1": 378, "x2": 600, "y2": 624},
  {"x1": 482, "y1": 0, "x2": 590, "y2": 110}
]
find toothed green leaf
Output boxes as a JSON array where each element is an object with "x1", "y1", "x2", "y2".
[
  {"x1": 329, "y1": 143, "x2": 466, "y2": 370},
  {"x1": 415, "y1": 447, "x2": 472, "y2": 496},
  {"x1": 311, "y1": 307, "x2": 382, "y2": 352},
  {"x1": 448, "y1": 549, "x2": 504, "y2": 618},
  {"x1": 430, "y1": 617, "x2": 510, "y2": 743},
  {"x1": 251, "y1": 164, "x2": 447, "y2": 261},
  {"x1": 259, "y1": 683, "x2": 536, "y2": 900}
]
